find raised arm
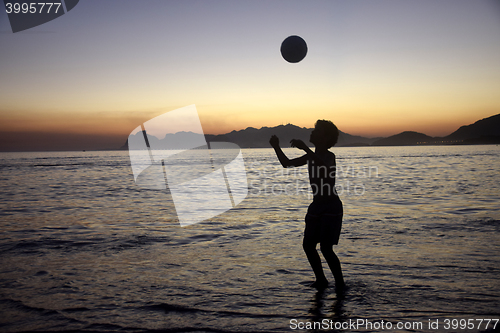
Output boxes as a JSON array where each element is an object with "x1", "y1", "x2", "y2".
[
  {"x1": 270, "y1": 135, "x2": 307, "y2": 168},
  {"x1": 290, "y1": 139, "x2": 334, "y2": 168}
]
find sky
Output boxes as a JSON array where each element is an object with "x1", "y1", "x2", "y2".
[{"x1": 0, "y1": 0, "x2": 500, "y2": 150}]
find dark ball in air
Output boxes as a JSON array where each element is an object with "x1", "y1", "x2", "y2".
[{"x1": 280, "y1": 35, "x2": 307, "y2": 63}]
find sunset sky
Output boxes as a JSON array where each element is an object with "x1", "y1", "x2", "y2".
[{"x1": 1, "y1": 0, "x2": 500, "y2": 150}]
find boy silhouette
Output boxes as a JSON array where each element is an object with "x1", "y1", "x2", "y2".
[{"x1": 270, "y1": 120, "x2": 345, "y2": 290}]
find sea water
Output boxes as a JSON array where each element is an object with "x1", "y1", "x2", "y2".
[{"x1": 0, "y1": 145, "x2": 498, "y2": 332}]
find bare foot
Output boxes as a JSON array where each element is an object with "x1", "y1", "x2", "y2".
[
  {"x1": 309, "y1": 279, "x2": 328, "y2": 289},
  {"x1": 335, "y1": 282, "x2": 348, "y2": 295}
]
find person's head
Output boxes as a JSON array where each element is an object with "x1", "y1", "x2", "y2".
[{"x1": 310, "y1": 119, "x2": 339, "y2": 148}]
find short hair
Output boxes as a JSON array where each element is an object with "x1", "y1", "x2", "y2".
[{"x1": 315, "y1": 119, "x2": 339, "y2": 148}]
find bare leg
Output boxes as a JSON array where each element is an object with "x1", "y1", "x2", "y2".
[
  {"x1": 303, "y1": 239, "x2": 328, "y2": 289},
  {"x1": 320, "y1": 243, "x2": 345, "y2": 289}
]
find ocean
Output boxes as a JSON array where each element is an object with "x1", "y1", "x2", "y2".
[{"x1": 0, "y1": 145, "x2": 499, "y2": 332}]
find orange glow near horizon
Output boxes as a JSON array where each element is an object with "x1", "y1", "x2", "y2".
[
  {"x1": 0, "y1": 102, "x2": 498, "y2": 140},
  {"x1": 4, "y1": 61, "x2": 496, "y2": 139}
]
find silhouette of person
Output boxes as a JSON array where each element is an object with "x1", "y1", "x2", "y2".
[{"x1": 270, "y1": 120, "x2": 345, "y2": 290}]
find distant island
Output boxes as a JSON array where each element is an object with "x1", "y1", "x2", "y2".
[{"x1": 122, "y1": 113, "x2": 500, "y2": 149}]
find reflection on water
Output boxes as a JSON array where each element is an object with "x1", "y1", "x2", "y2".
[{"x1": 0, "y1": 146, "x2": 499, "y2": 332}]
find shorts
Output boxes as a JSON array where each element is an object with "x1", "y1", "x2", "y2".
[{"x1": 304, "y1": 197, "x2": 343, "y2": 246}]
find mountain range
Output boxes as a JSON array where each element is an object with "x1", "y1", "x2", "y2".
[
  {"x1": 123, "y1": 113, "x2": 500, "y2": 149},
  {"x1": 370, "y1": 113, "x2": 500, "y2": 146}
]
